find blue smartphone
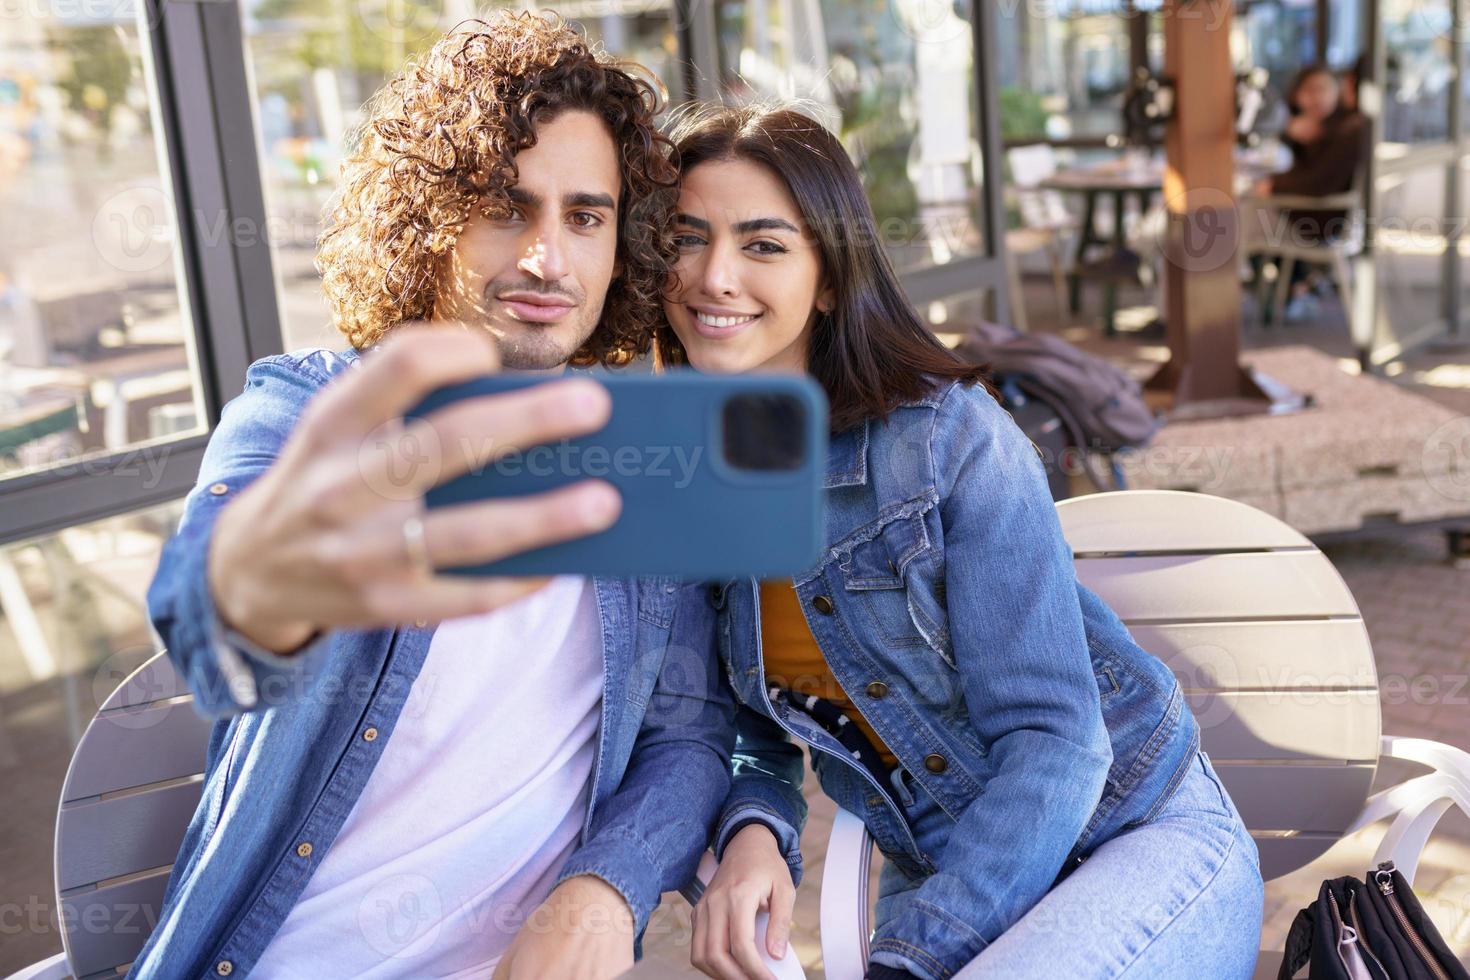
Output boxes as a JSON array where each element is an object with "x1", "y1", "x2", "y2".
[{"x1": 406, "y1": 370, "x2": 828, "y2": 578}]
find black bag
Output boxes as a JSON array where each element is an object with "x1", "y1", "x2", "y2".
[{"x1": 1278, "y1": 861, "x2": 1469, "y2": 980}]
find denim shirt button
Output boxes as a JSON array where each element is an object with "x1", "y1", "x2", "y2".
[
  {"x1": 362, "y1": 727, "x2": 378, "y2": 742},
  {"x1": 811, "y1": 594, "x2": 835, "y2": 615},
  {"x1": 208, "y1": 482, "x2": 229, "y2": 496},
  {"x1": 216, "y1": 961, "x2": 233, "y2": 976},
  {"x1": 923, "y1": 753, "x2": 948, "y2": 774},
  {"x1": 865, "y1": 680, "x2": 889, "y2": 699},
  {"x1": 295, "y1": 841, "x2": 313, "y2": 858}
]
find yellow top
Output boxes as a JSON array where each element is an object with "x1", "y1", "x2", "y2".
[{"x1": 758, "y1": 579, "x2": 897, "y2": 768}]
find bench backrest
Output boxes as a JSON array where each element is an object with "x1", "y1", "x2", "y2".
[
  {"x1": 52, "y1": 490, "x2": 1381, "y2": 973},
  {"x1": 53, "y1": 653, "x2": 211, "y2": 977},
  {"x1": 1057, "y1": 490, "x2": 1381, "y2": 880}
]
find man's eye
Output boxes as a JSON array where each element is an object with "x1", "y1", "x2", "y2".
[
  {"x1": 570, "y1": 211, "x2": 604, "y2": 228},
  {"x1": 484, "y1": 205, "x2": 522, "y2": 222}
]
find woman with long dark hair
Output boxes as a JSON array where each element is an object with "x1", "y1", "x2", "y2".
[{"x1": 662, "y1": 104, "x2": 1264, "y2": 980}]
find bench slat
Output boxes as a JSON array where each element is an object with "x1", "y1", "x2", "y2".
[
  {"x1": 1059, "y1": 490, "x2": 1312, "y2": 553},
  {"x1": 1213, "y1": 762, "x2": 1377, "y2": 833},
  {"x1": 1254, "y1": 833, "x2": 1348, "y2": 882},
  {"x1": 1192, "y1": 690, "x2": 1381, "y2": 762},
  {"x1": 1077, "y1": 552, "x2": 1361, "y2": 620},
  {"x1": 100, "y1": 653, "x2": 190, "y2": 711},
  {"x1": 61, "y1": 866, "x2": 169, "y2": 978},
  {"x1": 63, "y1": 702, "x2": 213, "y2": 802},
  {"x1": 56, "y1": 778, "x2": 203, "y2": 892},
  {"x1": 1130, "y1": 620, "x2": 1377, "y2": 690}
]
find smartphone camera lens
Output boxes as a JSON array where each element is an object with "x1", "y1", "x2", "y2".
[{"x1": 721, "y1": 393, "x2": 806, "y2": 472}]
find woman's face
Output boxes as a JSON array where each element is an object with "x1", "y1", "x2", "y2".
[
  {"x1": 1295, "y1": 71, "x2": 1340, "y2": 120},
  {"x1": 662, "y1": 158, "x2": 832, "y2": 375}
]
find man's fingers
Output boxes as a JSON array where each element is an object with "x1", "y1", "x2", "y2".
[
  {"x1": 420, "y1": 480, "x2": 620, "y2": 571},
  {"x1": 729, "y1": 893, "x2": 776, "y2": 980},
  {"x1": 765, "y1": 885, "x2": 794, "y2": 960},
  {"x1": 308, "y1": 322, "x2": 502, "y2": 438},
  {"x1": 391, "y1": 376, "x2": 613, "y2": 495}
]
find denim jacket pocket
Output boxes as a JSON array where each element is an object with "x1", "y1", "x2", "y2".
[{"x1": 836, "y1": 510, "x2": 936, "y2": 650}]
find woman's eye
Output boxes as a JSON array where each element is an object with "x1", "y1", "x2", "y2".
[
  {"x1": 749, "y1": 240, "x2": 788, "y2": 256},
  {"x1": 673, "y1": 233, "x2": 705, "y2": 249}
]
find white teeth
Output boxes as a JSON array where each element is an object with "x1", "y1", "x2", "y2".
[{"x1": 695, "y1": 311, "x2": 758, "y2": 328}]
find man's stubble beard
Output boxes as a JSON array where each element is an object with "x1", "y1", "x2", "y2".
[{"x1": 482, "y1": 312, "x2": 602, "y2": 371}]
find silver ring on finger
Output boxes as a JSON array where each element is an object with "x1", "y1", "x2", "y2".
[{"x1": 401, "y1": 514, "x2": 433, "y2": 577}]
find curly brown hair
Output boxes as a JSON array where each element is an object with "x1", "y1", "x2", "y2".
[{"x1": 316, "y1": 11, "x2": 679, "y2": 365}]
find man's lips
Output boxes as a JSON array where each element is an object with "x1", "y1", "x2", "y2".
[{"x1": 497, "y1": 292, "x2": 576, "y2": 324}]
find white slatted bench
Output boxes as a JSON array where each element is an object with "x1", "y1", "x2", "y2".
[{"x1": 10, "y1": 490, "x2": 1470, "y2": 980}]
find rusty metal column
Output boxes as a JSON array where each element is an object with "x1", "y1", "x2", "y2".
[{"x1": 1145, "y1": 0, "x2": 1271, "y2": 416}]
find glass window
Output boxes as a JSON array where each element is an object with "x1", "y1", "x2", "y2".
[
  {"x1": 995, "y1": 1, "x2": 1135, "y2": 143},
  {"x1": 1380, "y1": 0, "x2": 1453, "y2": 143},
  {"x1": 711, "y1": 0, "x2": 987, "y2": 272},
  {"x1": 1375, "y1": 161, "x2": 1449, "y2": 349},
  {"x1": 240, "y1": 0, "x2": 682, "y2": 353},
  {"x1": 0, "y1": 4, "x2": 206, "y2": 486},
  {"x1": 0, "y1": 498, "x2": 184, "y2": 973}
]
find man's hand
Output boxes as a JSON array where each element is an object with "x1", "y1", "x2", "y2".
[
  {"x1": 208, "y1": 323, "x2": 621, "y2": 653},
  {"x1": 691, "y1": 824, "x2": 795, "y2": 980},
  {"x1": 492, "y1": 875, "x2": 636, "y2": 980}
]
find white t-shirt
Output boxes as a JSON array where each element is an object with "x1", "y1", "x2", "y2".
[{"x1": 252, "y1": 575, "x2": 604, "y2": 979}]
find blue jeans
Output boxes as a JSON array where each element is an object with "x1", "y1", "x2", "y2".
[{"x1": 954, "y1": 750, "x2": 1263, "y2": 978}]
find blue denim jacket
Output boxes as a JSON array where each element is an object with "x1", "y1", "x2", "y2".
[
  {"x1": 130, "y1": 348, "x2": 735, "y2": 979},
  {"x1": 696, "y1": 379, "x2": 1199, "y2": 980}
]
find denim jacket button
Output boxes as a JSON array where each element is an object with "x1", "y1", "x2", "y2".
[
  {"x1": 865, "y1": 680, "x2": 889, "y2": 699},
  {"x1": 811, "y1": 594, "x2": 835, "y2": 615},
  {"x1": 923, "y1": 753, "x2": 948, "y2": 774},
  {"x1": 216, "y1": 961, "x2": 234, "y2": 976},
  {"x1": 295, "y1": 841, "x2": 313, "y2": 858},
  {"x1": 208, "y1": 482, "x2": 229, "y2": 496}
]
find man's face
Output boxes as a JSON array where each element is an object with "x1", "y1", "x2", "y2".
[{"x1": 435, "y1": 110, "x2": 622, "y2": 371}]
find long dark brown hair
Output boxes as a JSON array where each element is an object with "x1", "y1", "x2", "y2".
[{"x1": 656, "y1": 104, "x2": 994, "y2": 432}]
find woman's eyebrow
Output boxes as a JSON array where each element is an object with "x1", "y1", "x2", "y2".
[
  {"x1": 731, "y1": 216, "x2": 800, "y2": 235},
  {"x1": 673, "y1": 212, "x2": 800, "y2": 235}
]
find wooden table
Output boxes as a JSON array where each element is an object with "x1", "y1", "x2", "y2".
[{"x1": 1040, "y1": 157, "x2": 1164, "y2": 335}]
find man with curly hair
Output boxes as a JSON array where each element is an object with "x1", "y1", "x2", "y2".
[{"x1": 132, "y1": 14, "x2": 731, "y2": 980}]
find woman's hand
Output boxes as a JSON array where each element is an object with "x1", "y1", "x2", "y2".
[
  {"x1": 692, "y1": 824, "x2": 796, "y2": 980},
  {"x1": 1284, "y1": 114, "x2": 1322, "y2": 144},
  {"x1": 492, "y1": 875, "x2": 635, "y2": 980}
]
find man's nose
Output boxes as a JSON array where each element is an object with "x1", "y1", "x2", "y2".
[{"x1": 517, "y1": 223, "x2": 570, "y2": 283}]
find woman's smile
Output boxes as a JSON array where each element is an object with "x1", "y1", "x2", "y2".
[{"x1": 690, "y1": 305, "x2": 763, "y2": 337}]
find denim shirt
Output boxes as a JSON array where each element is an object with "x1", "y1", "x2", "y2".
[
  {"x1": 130, "y1": 348, "x2": 735, "y2": 979},
  {"x1": 695, "y1": 378, "x2": 1199, "y2": 980}
]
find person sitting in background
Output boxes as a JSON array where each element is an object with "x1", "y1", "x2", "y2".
[{"x1": 1251, "y1": 64, "x2": 1367, "y2": 321}]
